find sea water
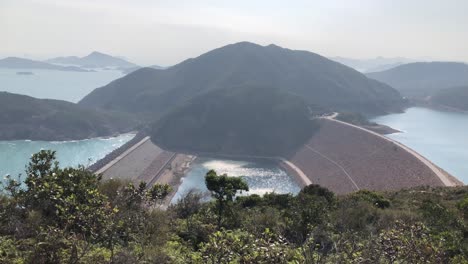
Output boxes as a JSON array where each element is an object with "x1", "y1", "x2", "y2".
[
  {"x1": 0, "y1": 134, "x2": 135, "y2": 181},
  {"x1": 372, "y1": 107, "x2": 468, "y2": 183},
  {"x1": 171, "y1": 158, "x2": 301, "y2": 203},
  {"x1": 0, "y1": 68, "x2": 123, "y2": 102}
]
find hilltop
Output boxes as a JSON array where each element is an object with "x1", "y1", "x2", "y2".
[
  {"x1": 0, "y1": 57, "x2": 90, "y2": 72},
  {"x1": 79, "y1": 42, "x2": 404, "y2": 118},
  {"x1": 367, "y1": 62, "x2": 468, "y2": 98},
  {"x1": 0, "y1": 92, "x2": 138, "y2": 141},
  {"x1": 151, "y1": 86, "x2": 320, "y2": 156},
  {"x1": 47, "y1": 51, "x2": 137, "y2": 69},
  {"x1": 121, "y1": 64, "x2": 166, "y2": 75}
]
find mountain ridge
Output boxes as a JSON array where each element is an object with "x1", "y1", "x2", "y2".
[
  {"x1": 366, "y1": 62, "x2": 468, "y2": 98},
  {"x1": 47, "y1": 51, "x2": 138, "y2": 69},
  {"x1": 79, "y1": 42, "x2": 404, "y2": 117}
]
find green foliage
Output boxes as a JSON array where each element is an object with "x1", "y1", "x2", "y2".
[
  {"x1": 205, "y1": 170, "x2": 249, "y2": 229},
  {"x1": 0, "y1": 150, "x2": 171, "y2": 263},
  {"x1": 199, "y1": 229, "x2": 302, "y2": 264},
  {"x1": 1, "y1": 154, "x2": 468, "y2": 263},
  {"x1": 350, "y1": 190, "x2": 391, "y2": 209}
]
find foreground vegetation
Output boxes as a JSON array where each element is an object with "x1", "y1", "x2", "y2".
[{"x1": 1, "y1": 151, "x2": 467, "y2": 263}]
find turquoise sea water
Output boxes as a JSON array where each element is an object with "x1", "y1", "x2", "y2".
[
  {"x1": 372, "y1": 107, "x2": 468, "y2": 183},
  {"x1": 0, "y1": 68, "x2": 123, "y2": 102},
  {"x1": 0, "y1": 134, "x2": 134, "y2": 180},
  {"x1": 171, "y1": 158, "x2": 301, "y2": 203}
]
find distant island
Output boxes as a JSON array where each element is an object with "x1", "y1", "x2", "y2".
[
  {"x1": 16, "y1": 71, "x2": 34, "y2": 75},
  {"x1": 46, "y1": 51, "x2": 138, "y2": 69},
  {"x1": 366, "y1": 62, "x2": 468, "y2": 98},
  {"x1": 0, "y1": 92, "x2": 139, "y2": 141},
  {"x1": 0, "y1": 57, "x2": 90, "y2": 72}
]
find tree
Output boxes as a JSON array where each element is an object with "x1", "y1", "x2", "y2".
[{"x1": 205, "y1": 170, "x2": 248, "y2": 229}]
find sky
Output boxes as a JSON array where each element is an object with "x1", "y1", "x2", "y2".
[{"x1": 1, "y1": 0, "x2": 468, "y2": 66}]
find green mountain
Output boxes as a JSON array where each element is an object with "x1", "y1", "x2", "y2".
[
  {"x1": 151, "y1": 86, "x2": 320, "y2": 156},
  {"x1": 47, "y1": 51, "x2": 137, "y2": 68},
  {"x1": 0, "y1": 57, "x2": 90, "y2": 72},
  {"x1": 430, "y1": 86, "x2": 468, "y2": 111},
  {"x1": 366, "y1": 62, "x2": 468, "y2": 98},
  {"x1": 79, "y1": 42, "x2": 404, "y2": 117},
  {"x1": 0, "y1": 92, "x2": 138, "y2": 141}
]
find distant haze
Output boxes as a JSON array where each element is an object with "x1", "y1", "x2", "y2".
[{"x1": 1, "y1": 0, "x2": 468, "y2": 65}]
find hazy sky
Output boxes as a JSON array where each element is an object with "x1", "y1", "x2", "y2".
[{"x1": 1, "y1": 0, "x2": 468, "y2": 66}]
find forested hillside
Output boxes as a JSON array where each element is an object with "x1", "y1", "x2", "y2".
[
  {"x1": 430, "y1": 86, "x2": 468, "y2": 111},
  {"x1": 151, "y1": 86, "x2": 320, "y2": 156},
  {"x1": 367, "y1": 62, "x2": 468, "y2": 98},
  {"x1": 0, "y1": 92, "x2": 138, "y2": 140}
]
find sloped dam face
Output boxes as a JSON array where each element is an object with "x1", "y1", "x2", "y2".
[{"x1": 290, "y1": 118, "x2": 450, "y2": 194}]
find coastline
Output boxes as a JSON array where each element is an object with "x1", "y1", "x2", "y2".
[{"x1": 410, "y1": 99, "x2": 468, "y2": 115}]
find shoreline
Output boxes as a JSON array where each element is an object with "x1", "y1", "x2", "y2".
[
  {"x1": 0, "y1": 131, "x2": 137, "y2": 143},
  {"x1": 324, "y1": 115, "x2": 463, "y2": 187},
  {"x1": 410, "y1": 100, "x2": 468, "y2": 115},
  {"x1": 154, "y1": 149, "x2": 311, "y2": 189},
  {"x1": 160, "y1": 155, "x2": 197, "y2": 207}
]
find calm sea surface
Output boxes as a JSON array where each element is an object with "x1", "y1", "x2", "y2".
[
  {"x1": 0, "y1": 68, "x2": 122, "y2": 102},
  {"x1": 372, "y1": 107, "x2": 468, "y2": 183},
  {"x1": 0, "y1": 134, "x2": 134, "y2": 181},
  {"x1": 171, "y1": 158, "x2": 301, "y2": 203}
]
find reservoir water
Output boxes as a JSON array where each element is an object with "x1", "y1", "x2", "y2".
[
  {"x1": 0, "y1": 134, "x2": 134, "y2": 181},
  {"x1": 0, "y1": 68, "x2": 123, "y2": 102},
  {"x1": 372, "y1": 107, "x2": 468, "y2": 183},
  {"x1": 171, "y1": 158, "x2": 301, "y2": 203}
]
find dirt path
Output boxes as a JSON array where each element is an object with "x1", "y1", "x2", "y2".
[{"x1": 323, "y1": 115, "x2": 460, "y2": 187}]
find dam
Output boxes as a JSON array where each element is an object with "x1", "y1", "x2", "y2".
[{"x1": 90, "y1": 117, "x2": 462, "y2": 201}]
